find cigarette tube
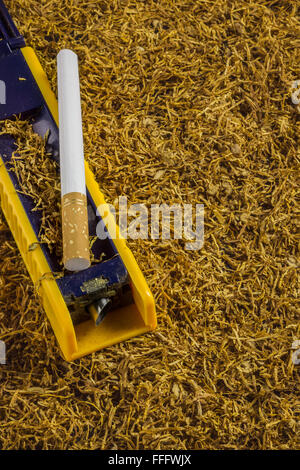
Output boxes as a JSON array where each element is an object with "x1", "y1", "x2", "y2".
[{"x1": 57, "y1": 49, "x2": 90, "y2": 271}]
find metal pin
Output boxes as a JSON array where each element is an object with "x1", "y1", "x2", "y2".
[{"x1": 90, "y1": 297, "x2": 112, "y2": 326}]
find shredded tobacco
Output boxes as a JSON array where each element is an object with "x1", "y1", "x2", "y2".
[
  {"x1": 0, "y1": 119, "x2": 105, "y2": 268},
  {"x1": 0, "y1": 0, "x2": 299, "y2": 450},
  {"x1": 1, "y1": 119, "x2": 63, "y2": 260}
]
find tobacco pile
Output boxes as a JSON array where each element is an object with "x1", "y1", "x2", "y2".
[
  {"x1": 0, "y1": 119, "x2": 104, "y2": 269},
  {"x1": 1, "y1": 119, "x2": 63, "y2": 261},
  {"x1": 0, "y1": 0, "x2": 299, "y2": 450}
]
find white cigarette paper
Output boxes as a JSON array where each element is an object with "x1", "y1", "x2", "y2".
[{"x1": 57, "y1": 49, "x2": 90, "y2": 271}]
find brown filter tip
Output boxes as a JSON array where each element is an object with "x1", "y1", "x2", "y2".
[{"x1": 61, "y1": 192, "x2": 90, "y2": 271}]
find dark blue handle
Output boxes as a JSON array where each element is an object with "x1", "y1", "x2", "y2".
[{"x1": 0, "y1": 0, "x2": 25, "y2": 49}]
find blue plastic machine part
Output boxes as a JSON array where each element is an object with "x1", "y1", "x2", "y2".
[
  {"x1": 0, "y1": 0, "x2": 131, "y2": 322},
  {"x1": 0, "y1": 0, "x2": 25, "y2": 54}
]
